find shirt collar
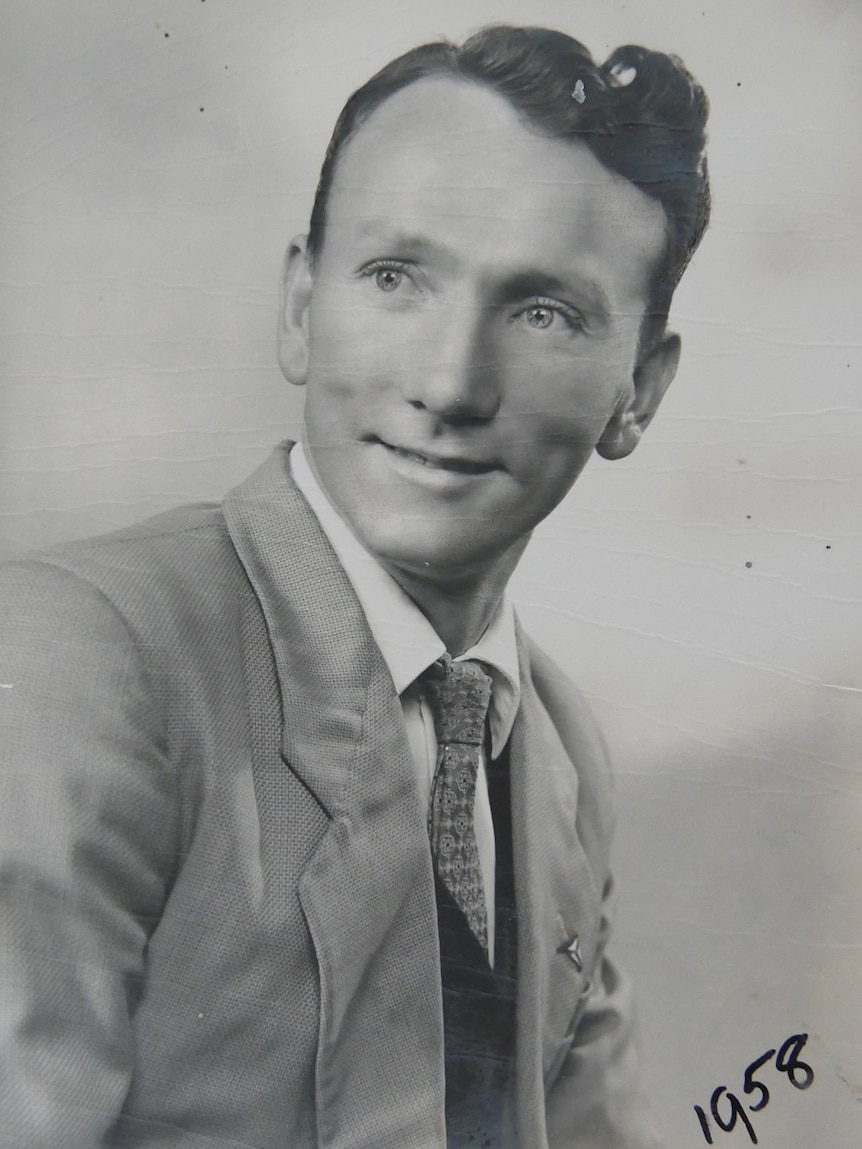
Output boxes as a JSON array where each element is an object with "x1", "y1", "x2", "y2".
[{"x1": 290, "y1": 439, "x2": 520, "y2": 757}]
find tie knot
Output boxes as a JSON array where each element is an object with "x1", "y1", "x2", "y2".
[{"x1": 423, "y1": 656, "x2": 492, "y2": 747}]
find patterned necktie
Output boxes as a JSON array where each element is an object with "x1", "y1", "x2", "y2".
[{"x1": 423, "y1": 655, "x2": 493, "y2": 954}]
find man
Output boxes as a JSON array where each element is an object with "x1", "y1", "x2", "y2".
[{"x1": 0, "y1": 25, "x2": 709, "y2": 1149}]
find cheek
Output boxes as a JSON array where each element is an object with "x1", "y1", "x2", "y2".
[
  {"x1": 308, "y1": 295, "x2": 408, "y2": 400},
  {"x1": 501, "y1": 335, "x2": 633, "y2": 419},
  {"x1": 308, "y1": 302, "x2": 361, "y2": 370},
  {"x1": 503, "y1": 375, "x2": 624, "y2": 450},
  {"x1": 498, "y1": 380, "x2": 622, "y2": 489},
  {"x1": 496, "y1": 422, "x2": 592, "y2": 494}
]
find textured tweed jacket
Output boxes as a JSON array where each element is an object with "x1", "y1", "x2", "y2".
[{"x1": 0, "y1": 443, "x2": 655, "y2": 1149}]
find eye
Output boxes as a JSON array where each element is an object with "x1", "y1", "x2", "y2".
[
  {"x1": 525, "y1": 305, "x2": 554, "y2": 330},
  {"x1": 375, "y1": 267, "x2": 402, "y2": 293},
  {"x1": 514, "y1": 297, "x2": 585, "y2": 335},
  {"x1": 360, "y1": 259, "x2": 416, "y2": 295}
]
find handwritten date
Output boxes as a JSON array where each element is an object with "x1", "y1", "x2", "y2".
[{"x1": 694, "y1": 1032, "x2": 814, "y2": 1144}]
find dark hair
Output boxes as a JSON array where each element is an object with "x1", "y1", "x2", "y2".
[{"x1": 307, "y1": 25, "x2": 710, "y2": 345}]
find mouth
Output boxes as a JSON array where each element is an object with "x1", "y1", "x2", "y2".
[{"x1": 373, "y1": 438, "x2": 498, "y2": 475}]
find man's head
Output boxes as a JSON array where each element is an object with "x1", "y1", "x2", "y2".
[
  {"x1": 278, "y1": 26, "x2": 709, "y2": 588},
  {"x1": 307, "y1": 26, "x2": 710, "y2": 353}
]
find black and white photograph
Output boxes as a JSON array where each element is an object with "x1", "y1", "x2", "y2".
[{"x1": 1, "y1": 2, "x2": 860, "y2": 1146}]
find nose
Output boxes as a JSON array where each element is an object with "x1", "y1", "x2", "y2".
[{"x1": 400, "y1": 303, "x2": 500, "y2": 422}]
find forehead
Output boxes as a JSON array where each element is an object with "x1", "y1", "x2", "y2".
[{"x1": 322, "y1": 77, "x2": 668, "y2": 306}]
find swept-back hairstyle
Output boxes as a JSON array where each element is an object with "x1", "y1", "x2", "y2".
[{"x1": 307, "y1": 25, "x2": 710, "y2": 344}]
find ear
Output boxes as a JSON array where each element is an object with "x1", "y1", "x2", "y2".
[
  {"x1": 277, "y1": 234, "x2": 314, "y2": 386},
  {"x1": 596, "y1": 332, "x2": 681, "y2": 461}
]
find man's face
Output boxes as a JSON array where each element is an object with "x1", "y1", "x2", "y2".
[{"x1": 282, "y1": 77, "x2": 673, "y2": 584}]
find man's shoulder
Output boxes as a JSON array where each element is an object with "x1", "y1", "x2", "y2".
[
  {"x1": 4, "y1": 500, "x2": 235, "y2": 603},
  {"x1": 0, "y1": 498, "x2": 267, "y2": 670},
  {"x1": 521, "y1": 632, "x2": 616, "y2": 859},
  {"x1": 2, "y1": 443, "x2": 303, "y2": 610},
  {"x1": 522, "y1": 636, "x2": 611, "y2": 772},
  {"x1": 47, "y1": 499, "x2": 225, "y2": 557}
]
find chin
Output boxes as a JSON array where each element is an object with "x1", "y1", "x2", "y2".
[{"x1": 357, "y1": 521, "x2": 517, "y2": 584}]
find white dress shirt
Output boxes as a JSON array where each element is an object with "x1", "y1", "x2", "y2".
[{"x1": 290, "y1": 440, "x2": 521, "y2": 960}]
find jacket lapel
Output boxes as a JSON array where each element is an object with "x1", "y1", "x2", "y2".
[
  {"x1": 509, "y1": 628, "x2": 604, "y2": 1145},
  {"x1": 223, "y1": 444, "x2": 447, "y2": 1149}
]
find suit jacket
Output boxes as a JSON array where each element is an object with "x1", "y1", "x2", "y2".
[{"x1": 0, "y1": 443, "x2": 657, "y2": 1148}]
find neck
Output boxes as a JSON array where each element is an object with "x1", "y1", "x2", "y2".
[
  {"x1": 295, "y1": 438, "x2": 526, "y2": 653},
  {"x1": 382, "y1": 541, "x2": 527, "y2": 656}
]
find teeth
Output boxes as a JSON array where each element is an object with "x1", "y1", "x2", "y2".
[
  {"x1": 385, "y1": 442, "x2": 489, "y2": 474},
  {"x1": 395, "y1": 447, "x2": 430, "y2": 466}
]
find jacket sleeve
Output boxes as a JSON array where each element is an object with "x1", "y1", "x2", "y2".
[
  {"x1": 544, "y1": 877, "x2": 663, "y2": 1149},
  {"x1": 0, "y1": 559, "x2": 178, "y2": 1148}
]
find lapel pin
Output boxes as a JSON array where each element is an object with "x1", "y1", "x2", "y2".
[
  {"x1": 565, "y1": 935, "x2": 583, "y2": 970},
  {"x1": 556, "y1": 923, "x2": 583, "y2": 971}
]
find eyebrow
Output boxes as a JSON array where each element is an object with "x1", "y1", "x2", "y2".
[{"x1": 354, "y1": 225, "x2": 451, "y2": 264}]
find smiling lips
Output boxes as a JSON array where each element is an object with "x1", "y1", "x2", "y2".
[{"x1": 375, "y1": 437, "x2": 498, "y2": 475}]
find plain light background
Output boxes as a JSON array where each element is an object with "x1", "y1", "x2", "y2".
[{"x1": 2, "y1": 0, "x2": 860, "y2": 1144}]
